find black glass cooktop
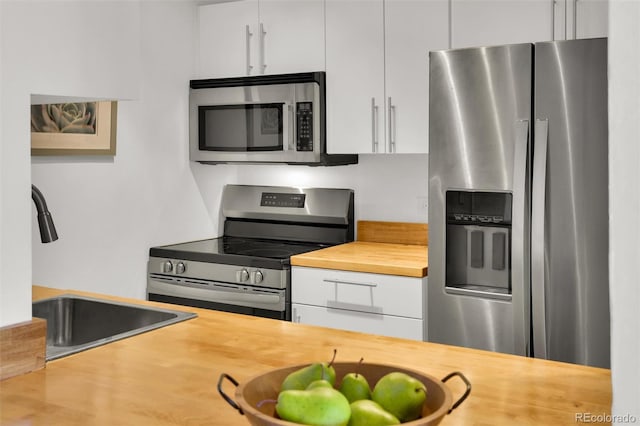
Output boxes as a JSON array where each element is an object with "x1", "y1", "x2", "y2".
[{"x1": 149, "y1": 236, "x2": 328, "y2": 269}]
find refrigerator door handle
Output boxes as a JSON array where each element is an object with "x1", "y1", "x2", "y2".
[
  {"x1": 531, "y1": 118, "x2": 549, "y2": 359},
  {"x1": 512, "y1": 119, "x2": 530, "y2": 356}
]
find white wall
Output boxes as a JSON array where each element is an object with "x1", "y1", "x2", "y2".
[
  {"x1": 0, "y1": 0, "x2": 32, "y2": 328},
  {"x1": 30, "y1": 1, "x2": 218, "y2": 300},
  {"x1": 22, "y1": 1, "x2": 428, "y2": 305},
  {"x1": 218, "y1": 154, "x2": 429, "y2": 225},
  {"x1": 0, "y1": 1, "x2": 219, "y2": 326},
  {"x1": 609, "y1": 1, "x2": 640, "y2": 422}
]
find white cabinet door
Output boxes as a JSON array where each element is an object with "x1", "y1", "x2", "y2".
[
  {"x1": 326, "y1": 0, "x2": 448, "y2": 154},
  {"x1": 292, "y1": 303, "x2": 424, "y2": 341},
  {"x1": 198, "y1": 0, "x2": 325, "y2": 79},
  {"x1": 326, "y1": 0, "x2": 385, "y2": 154},
  {"x1": 573, "y1": 0, "x2": 608, "y2": 39},
  {"x1": 292, "y1": 267, "x2": 427, "y2": 341},
  {"x1": 451, "y1": 0, "x2": 554, "y2": 48},
  {"x1": 198, "y1": 1, "x2": 259, "y2": 78},
  {"x1": 554, "y1": 0, "x2": 608, "y2": 40},
  {"x1": 258, "y1": 0, "x2": 325, "y2": 75},
  {"x1": 385, "y1": 0, "x2": 449, "y2": 154},
  {"x1": 292, "y1": 267, "x2": 424, "y2": 319}
]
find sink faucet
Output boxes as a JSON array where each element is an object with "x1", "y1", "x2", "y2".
[{"x1": 32, "y1": 184, "x2": 58, "y2": 243}]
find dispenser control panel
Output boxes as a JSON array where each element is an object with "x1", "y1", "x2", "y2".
[{"x1": 446, "y1": 191, "x2": 512, "y2": 225}]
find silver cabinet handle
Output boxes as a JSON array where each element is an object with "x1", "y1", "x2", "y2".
[
  {"x1": 512, "y1": 119, "x2": 530, "y2": 356},
  {"x1": 531, "y1": 118, "x2": 549, "y2": 360},
  {"x1": 573, "y1": 0, "x2": 579, "y2": 39},
  {"x1": 327, "y1": 300, "x2": 383, "y2": 315},
  {"x1": 245, "y1": 24, "x2": 253, "y2": 75},
  {"x1": 388, "y1": 96, "x2": 396, "y2": 153},
  {"x1": 322, "y1": 278, "x2": 378, "y2": 288},
  {"x1": 260, "y1": 22, "x2": 267, "y2": 73},
  {"x1": 371, "y1": 98, "x2": 379, "y2": 152}
]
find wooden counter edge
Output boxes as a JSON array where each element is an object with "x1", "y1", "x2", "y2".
[
  {"x1": 290, "y1": 257, "x2": 427, "y2": 277},
  {"x1": 0, "y1": 317, "x2": 46, "y2": 381}
]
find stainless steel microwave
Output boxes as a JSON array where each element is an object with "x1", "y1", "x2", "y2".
[{"x1": 189, "y1": 72, "x2": 357, "y2": 166}]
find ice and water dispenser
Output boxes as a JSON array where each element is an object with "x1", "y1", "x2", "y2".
[{"x1": 445, "y1": 191, "x2": 512, "y2": 299}]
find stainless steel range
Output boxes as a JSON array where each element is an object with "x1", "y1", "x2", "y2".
[{"x1": 147, "y1": 184, "x2": 354, "y2": 320}]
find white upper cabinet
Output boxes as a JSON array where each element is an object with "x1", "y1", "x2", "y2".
[
  {"x1": 385, "y1": 0, "x2": 450, "y2": 154},
  {"x1": 451, "y1": 0, "x2": 554, "y2": 48},
  {"x1": 451, "y1": 0, "x2": 608, "y2": 49},
  {"x1": 554, "y1": 0, "x2": 608, "y2": 40},
  {"x1": 198, "y1": 1, "x2": 258, "y2": 78},
  {"x1": 197, "y1": 0, "x2": 325, "y2": 78},
  {"x1": 326, "y1": 0, "x2": 448, "y2": 154},
  {"x1": 325, "y1": 1, "x2": 385, "y2": 154},
  {"x1": 257, "y1": 0, "x2": 326, "y2": 75}
]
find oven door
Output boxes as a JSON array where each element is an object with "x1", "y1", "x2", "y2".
[{"x1": 147, "y1": 275, "x2": 290, "y2": 320}]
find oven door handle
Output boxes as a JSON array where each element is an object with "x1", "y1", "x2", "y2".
[
  {"x1": 148, "y1": 279, "x2": 284, "y2": 305},
  {"x1": 216, "y1": 290, "x2": 282, "y2": 305}
]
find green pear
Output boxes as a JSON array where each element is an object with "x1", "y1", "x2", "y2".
[
  {"x1": 280, "y1": 362, "x2": 337, "y2": 391},
  {"x1": 339, "y1": 372, "x2": 371, "y2": 403},
  {"x1": 276, "y1": 387, "x2": 351, "y2": 426},
  {"x1": 371, "y1": 372, "x2": 427, "y2": 422},
  {"x1": 348, "y1": 400, "x2": 400, "y2": 426},
  {"x1": 307, "y1": 379, "x2": 334, "y2": 390}
]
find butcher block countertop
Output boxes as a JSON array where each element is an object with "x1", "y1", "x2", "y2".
[
  {"x1": 291, "y1": 241, "x2": 428, "y2": 277},
  {"x1": 291, "y1": 221, "x2": 429, "y2": 277},
  {"x1": 0, "y1": 286, "x2": 611, "y2": 426}
]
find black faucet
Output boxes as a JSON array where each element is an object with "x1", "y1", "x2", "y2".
[{"x1": 32, "y1": 184, "x2": 58, "y2": 243}]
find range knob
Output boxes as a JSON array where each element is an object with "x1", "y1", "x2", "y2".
[
  {"x1": 176, "y1": 261, "x2": 186, "y2": 274},
  {"x1": 162, "y1": 260, "x2": 173, "y2": 274},
  {"x1": 237, "y1": 269, "x2": 250, "y2": 282},
  {"x1": 253, "y1": 270, "x2": 264, "y2": 284}
]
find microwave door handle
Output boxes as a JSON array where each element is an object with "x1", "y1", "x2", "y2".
[{"x1": 282, "y1": 103, "x2": 292, "y2": 151}]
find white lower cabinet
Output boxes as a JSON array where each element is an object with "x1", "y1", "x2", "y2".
[
  {"x1": 291, "y1": 266, "x2": 427, "y2": 341},
  {"x1": 292, "y1": 304, "x2": 423, "y2": 340}
]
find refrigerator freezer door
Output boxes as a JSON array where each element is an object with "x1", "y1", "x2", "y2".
[
  {"x1": 532, "y1": 38, "x2": 610, "y2": 368},
  {"x1": 428, "y1": 43, "x2": 532, "y2": 356}
]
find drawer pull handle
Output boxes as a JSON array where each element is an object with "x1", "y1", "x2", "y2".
[
  {"x1": 322, "y1": 279, "x2": 378, "y2": 288},
  {"x1": 327, "y1": 300, "x2": 383, "y2": 315}
]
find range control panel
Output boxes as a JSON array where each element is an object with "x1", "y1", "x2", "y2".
[
  {"x1": 260, "y1": 192, "x2": 306, "y2": 208},
  {"x1": 296, "y1": 101, "x2": 314, "y2": 152}
]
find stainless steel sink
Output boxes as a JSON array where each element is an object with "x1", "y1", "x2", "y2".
[{"x1": 32, "y1": 294, "x2": 197, "y2": 360}]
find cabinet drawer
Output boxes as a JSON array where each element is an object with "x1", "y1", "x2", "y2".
[
  {"x1": 292, "y1": 303, "x2": 424, "y2": 341},
  {"x1": 292, "y1": 267, "x2": 424, "y2": 319}
]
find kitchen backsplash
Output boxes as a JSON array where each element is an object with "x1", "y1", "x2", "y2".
[{"x1": 192, "y1": 153, "x2": 430, "y2": 233}]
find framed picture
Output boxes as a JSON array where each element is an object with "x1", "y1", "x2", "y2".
[{"x1": 31, "y1": 101, "x2": 117, "y2": 156}]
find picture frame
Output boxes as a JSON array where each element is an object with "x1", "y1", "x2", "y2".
[{"x1": 31, "y1": 101, "x2": 117, "y2": 156}]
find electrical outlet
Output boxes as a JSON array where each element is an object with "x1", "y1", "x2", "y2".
[{"x1": 417, "y1": 196, "x2": 428, "y2": 216}]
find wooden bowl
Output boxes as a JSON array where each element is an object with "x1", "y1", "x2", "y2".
[{"x1": 218, "y1": 362, "x2": 470, "y2": 426}]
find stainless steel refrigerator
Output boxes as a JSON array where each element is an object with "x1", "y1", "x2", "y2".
[{"x1": 428, "y1": 38, "x2": 609, "y2": 368}]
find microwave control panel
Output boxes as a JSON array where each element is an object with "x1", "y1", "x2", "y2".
[{"x1": 296, "y1": 102, "x2": 314, "y2": 151}]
